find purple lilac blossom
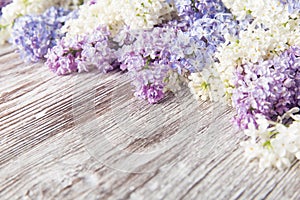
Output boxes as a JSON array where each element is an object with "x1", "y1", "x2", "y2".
[
  {"x1": 280, "y1": 0, "x2": 300, "y2": 14},
  {"x1": 232, "y1": 46, "x2": 300, "y2": 130},
  {"x1": 45, "y1": 26, "x2": 117, "y2": 75},
  {"x1": 173, "y1": 0, "x2": 229, "y2": 28},
  {"x1": 172, "y1": 0, "x2": 250, "y2": 73},
  {"x1": 45, "y1": 37, "x2": 80, "y2": 75},
  {"x1": 116, "y1": 25, "x2": 180, "y2": 104},
  {"x1": 12, "y1": 7, "x2": 72, "y2": 62},
  {"x1": 132, "y1": 67, "x2": 167, "y2": 104}
]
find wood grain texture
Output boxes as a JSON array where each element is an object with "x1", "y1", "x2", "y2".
[{"x1": 0, "y1": 44, "x2": 299, "y2": 200}]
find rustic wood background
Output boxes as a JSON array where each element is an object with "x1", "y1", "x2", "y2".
[{"x1": 0, "y1": 44, "x2": 299, "y2": 200}]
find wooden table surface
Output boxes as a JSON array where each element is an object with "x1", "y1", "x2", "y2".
[{"x1": 0, "y1": 44, "x2": 299, "y2": 200}]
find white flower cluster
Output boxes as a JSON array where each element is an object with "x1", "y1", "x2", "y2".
[
  {"x1": 59, "y1": 0, "x2": 84, "y2": 9},
  {"x1": 215, "y1": 0, "x2": 300, "y2": 99},
  {"x1": 241, "y1": 108, "x2": 300, "y2": 170},
  {"x1": 188, "y1": 64, "x2": 227, "y2": 102},
  {"x1": 221, "y1": 0, "x2": 249, "y2": 20},
  {"x1": 0, "y1": 0, "x2": 81, "y2": 44},
  {"x1": 164, "y1": 70, "x2": 183, "y2": 93},
  {"x1": 62, "y1": 0, "x2": 174, "y2": 38},
  {"x1": 222, "y1": 0, "x2": 289, "y2": 25}
]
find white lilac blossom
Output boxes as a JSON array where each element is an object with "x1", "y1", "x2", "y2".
[
  {"x1": 60, "y1": 0, "x2": 85, "y2": 9},
  {"x1": 222, "y1": 0, "x2": 289, "y2": 25},
  {"x1": 188, "y1": 63, "x2": 226, "y2": 102},
  {"x1": 0, "y1": 0, "x2": 12, "y2": 16},
  {"x1": 11, "y1": 7, "x2": 72, "y2": 62},
  {"x1": 241, "y1": 108, "x2": 300, "y2": 170},
  {"x1": 62, "y1": 0, "x2": 174, "y2": 38},
  {"x1": 45, "y1": 25, "x2": 117, "y2": 75},
  {"x1": 232, "y1": 46, "x2": 300, "y2": 130}
]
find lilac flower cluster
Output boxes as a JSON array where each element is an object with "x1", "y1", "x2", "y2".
[
  {"x1": 169, "y1": 30, "x2": 211, "y2": 73},
  {"x1": 232, "y1": 46, "x2": 300, "y2": 129},
  {"x1": 45, "y1": 26, "x2": 117, "y2": 75},
  {"x1": 116, "y1": 26, "x2": 177, "y2": 104},
  {"x1": 173, "y1": 0, "x2": 247, "y2": 70},
  {"x1": 6, "y1": 0, "x2": 248, "y2": 105},
  {"x1": 280, "y1": 0, "x2": 300, "y2": 14},
  {"x1": 0, "y1": 0, "x2": 11, "y2": 16},
  {"x1": 2, "y1": 0, "x2": 300, "y2": 171},
  {"x1": 11, "y1": 7, "x2": 72, "y2": 62},
  {"x1": 130, "y1": 66, "x2": 168, "y2": 104},
  {"x1": 174, "y1": 0, "x2": 228, "y2": 27},
  {"x1": 9, "y1": 0, "x2": 246, "y2": 105},
  {"x1": 189, "y1": 14, "x2": 241, "y2": 56},
  {"x1": 112, "y1": 0, "x2": 247, "y2": 104},
  {"x1": 6, "y1": 0, "x2": 248, "y2": 106}
]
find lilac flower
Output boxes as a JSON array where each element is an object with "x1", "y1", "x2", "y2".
[
  {"x1": 45, "y1": 37, "x2": 79, "y2": 75},
  {"x1": 0, "y1": 0, "x2": 11, "y2": 16},
  {"x1": 131, "y1": 67, "x2": 168, "y2": 104},
  {"x1": 144, "y1": 85, "x2": 165, "y2": 104},
  {"x1": 171, "y1": 0, "x2": 250, "y2": 75},
  {"x1": 232, "y1": 46, "x2": 300, "y2": 130},
  {"x1": 77, "y1": 26, "x2": 118, "y2": 73},
  {"x1": 45, "y1": 25, "x2": 117, "y2": 75},
  {"x1": 12, "y1": 7, "x2": 72, "y2": 62},
  {"x1": 280, "y1": 0, "x2": 300, "y2": 14},
  {"x1": 169, "y1": 32, "x2": 212, "y2": 73},
  {"x1": 173, "y1": 0, "x2": 228, "y2": 28},
  {"x1": 116, "y1": 25, "x2": 183, "y2": 103},
  {"x1": 191, "y1": 14, "x2": 241, "y2": 50}
]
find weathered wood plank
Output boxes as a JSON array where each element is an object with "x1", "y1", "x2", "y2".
[{"x1": 0, "y1": 47, "x2": 299, "y2": 200}]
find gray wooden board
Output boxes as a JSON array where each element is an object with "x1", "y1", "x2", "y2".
[{"x1": 0, "y1": 45, "x2": 299, "y2": 200}]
